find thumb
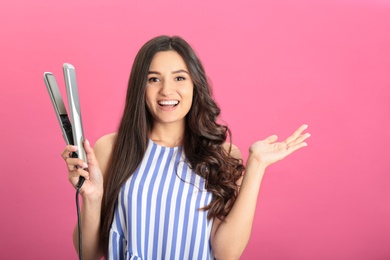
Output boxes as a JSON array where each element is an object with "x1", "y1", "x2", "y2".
[
  {"x1": 84, "y1": 139, "x2": 98, "y2": 166},
  {"x1": 264, "y1": 135, "x2": 278, "y2": 144}
]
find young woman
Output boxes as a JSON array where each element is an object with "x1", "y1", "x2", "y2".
[{"x1": 62, "y1": 35, "x2": 310, "y2": 260}]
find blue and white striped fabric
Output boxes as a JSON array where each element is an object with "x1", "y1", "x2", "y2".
[{"x1": 108, "y1": 139, "x2": 214, "y2": 260}]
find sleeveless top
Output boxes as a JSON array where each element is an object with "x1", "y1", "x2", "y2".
[{"x1": 108, "y1": 139, "x2": 215, "y2": 260}]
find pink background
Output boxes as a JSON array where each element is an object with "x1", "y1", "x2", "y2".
[{"x1": 1, "y1": 0, "x2": 389, "y2": 259}]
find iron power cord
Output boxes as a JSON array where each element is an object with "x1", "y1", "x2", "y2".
[{"x1": 76, "y1": 184, "x2": 83, "y2": 260}]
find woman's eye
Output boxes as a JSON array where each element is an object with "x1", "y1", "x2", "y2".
[
  {"x1": 148, "y1": 77, "x2": 160, "y2": 82},
  {"x1": 176, "y1": 76, "x2": 185, "y2": 81}
]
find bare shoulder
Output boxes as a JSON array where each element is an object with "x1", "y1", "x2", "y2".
[
  {"x1": 222, "y1": 142, "x2": 242, "y2": 160},
  {"x1": 94, "y1": 133, "x2": 117, "y2": 175},
  {"x1": 94, "y1": 133, "x2": 117, "y2": 149}
]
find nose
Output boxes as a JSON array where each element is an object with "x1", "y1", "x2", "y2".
[{"x1": 159, "y1": 80, "x2": 174, "y2": 95}]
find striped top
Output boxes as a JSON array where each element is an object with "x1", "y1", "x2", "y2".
[{"x1": 108, "y1": 139, "x2": 214, "y2": 260}]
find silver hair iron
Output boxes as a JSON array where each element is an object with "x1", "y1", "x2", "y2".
[{"x1": 44, "y1": 63, "x2": 87, "y2": 188}]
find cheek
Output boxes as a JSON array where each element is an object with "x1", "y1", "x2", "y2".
[
  {"x1": 180, "y1": 87, "x2": 194, "y2": 107},
  {"x1": 185, "y1": 84, "x2": 194, "y2": 100},
  {"x1": 145, "y1": 89, "x2": 153, "y2": 110},
  {"x1": 145, "y1": 100, "x2": 151, "y2": 112},
  {"x1": 145, "y1": 86, "x2": 155, "y2": 100}
]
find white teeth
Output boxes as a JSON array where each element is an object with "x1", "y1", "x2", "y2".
[{"x1": 158, "y1": 100, "x2": 179, "y2": 106}]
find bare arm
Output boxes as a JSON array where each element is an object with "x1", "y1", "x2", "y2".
[
  {"x1": 211, "y1": 125, "x2": 310, "y2": 259},
  {"x1": 63, "y1": 133, "x2": 115, "y2": 260}
]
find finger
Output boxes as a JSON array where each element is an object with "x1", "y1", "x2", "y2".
[
  {"x1": 61, "y1": 145, "x2": 78, "y2": 160},
  {"x1": 287, "y1": 132, "x2": 311, "y2": 147},
  {"x1": 285, "y1": 124, "x2": 308, "y2": 144},
  {"x1": 84, "y1": 139, "x2": 99, "y2": 166},
  {"x1": 285, "y1": 141, "x2": 308, "y2": 155},
  {"x1": 65, "y1": 157, "x2": 88, "y2": 171},
  {"x1": 69, "y1": 168, "x2": 90, "y2": 184},
  {"x1": 264, "y1": 135, "x2": 278, "y2": 144}
]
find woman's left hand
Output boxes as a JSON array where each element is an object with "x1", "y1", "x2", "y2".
[{"x1": 249, "y1": 124, "x2": 311, "y2": 168}]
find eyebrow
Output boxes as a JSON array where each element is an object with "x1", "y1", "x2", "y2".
[{"x1": 148, "y1": 69, "x2": 189, "y2": 75}]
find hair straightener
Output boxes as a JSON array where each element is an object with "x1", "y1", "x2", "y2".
[{"x1": 44, "y1": 63, "x2": 87, "y2": 189}]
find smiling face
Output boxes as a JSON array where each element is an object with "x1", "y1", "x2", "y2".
[{"x1": 145, "y1": 50, "x2": 194, "y2": 129}]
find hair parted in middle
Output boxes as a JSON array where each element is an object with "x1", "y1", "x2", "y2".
[{"x1": 100, "y1": 35, "x2": 245, "y2": 256}]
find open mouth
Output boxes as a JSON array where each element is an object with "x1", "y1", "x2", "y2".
[{"x1": 158, "y1": 100, "x2": 180, "y2": 108}]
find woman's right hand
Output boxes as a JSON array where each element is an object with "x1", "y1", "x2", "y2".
[{"x1": 61, "y1": 139, "x2": 104, "y2": 200}]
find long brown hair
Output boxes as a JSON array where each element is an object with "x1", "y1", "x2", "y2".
[{"x1": 100, "y1": 35, "x2": 244, "y2": 255}]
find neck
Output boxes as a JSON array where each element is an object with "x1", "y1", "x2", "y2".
[{"x1": 149, "y1": 121, "x2": 186, "y2": 147}]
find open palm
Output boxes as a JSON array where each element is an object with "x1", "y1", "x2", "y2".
[{"x1": 249, "y1": 125, "x2": 310, "y2": 167}]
